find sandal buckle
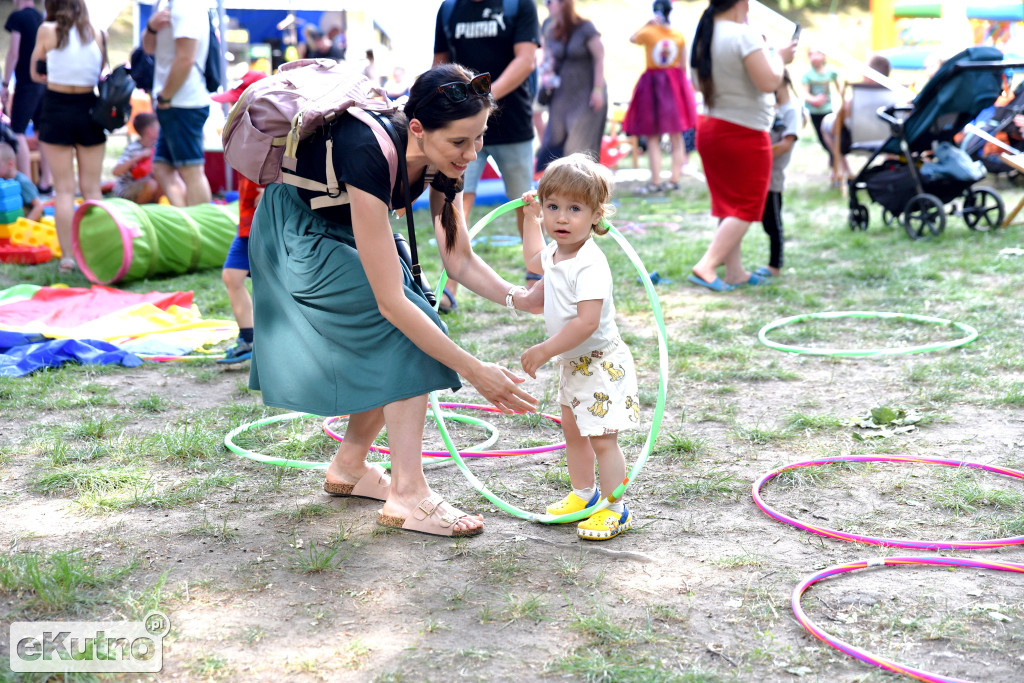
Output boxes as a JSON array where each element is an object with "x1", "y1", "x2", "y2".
[{"x1": 415, "y1": 496, "x2": 441, "y2": 519}]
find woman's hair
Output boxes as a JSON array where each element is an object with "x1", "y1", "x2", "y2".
[
  {"x1": 400, "y1": 64, "x2": 496, "y2": 252},
  {"x1": 45, "y1": 0, "x2": 93, "y2": 50},
  {"x1": 537, "y1": 153, "x2": 616, "y2": 235},
  {"x1": 690, "y1": 0, "x2": 742, "y2": 109},
  {"x1": 653, "y1": 0, "x2": 673, "y2": 22},
  {"x1": 550, "y1": 0, "x2": 584, "y2": 43}
]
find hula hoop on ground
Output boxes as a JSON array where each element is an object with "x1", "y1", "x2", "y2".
[
  {"x1": 224, "y1": 411, "x2": 328, "y2": 469},
  {"x1": 793, "y1": 556, "x2": 1024, "y2": 683},
  {"x1": 225, "y1": 411, "x2": 507, "y2": 471},
  {"x1": 429, "y1": 200, "x2": 669, "y2": 523},
  {"x1": 753, "y1": 455, "x2": 1024, "y2": 550},
  {"x1": 322, "y1": 402, "x2": 566, "y2": 457},
  {"x1": 757, "y1": 311, "x2": 978, "y2": 357}
]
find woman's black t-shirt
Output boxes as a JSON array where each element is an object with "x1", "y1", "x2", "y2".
[{"x1": 290, "y1": 113, "x2": 425, "y2": 226}]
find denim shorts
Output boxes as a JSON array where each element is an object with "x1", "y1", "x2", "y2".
[
  {"x1": 222, "y1": 235, "x2": 250, "y2": 272},
  {"x1": 154, "y1": 106, "x2": 209, "y2": 167},
  {"x1": 462, "y1": 140, "x2": 534, "y2": 198}
]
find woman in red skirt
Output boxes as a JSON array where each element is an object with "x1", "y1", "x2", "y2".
[
  {"x1": 688, "y1": 0, "x2": 795, "y2": 291},
  {"x1": 622, "y1": 0, "x2": 698, "y2": 194}
]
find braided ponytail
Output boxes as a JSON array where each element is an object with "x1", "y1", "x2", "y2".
[{"x1": 430, "y1": 172, "x2": 464, "y2": 254}]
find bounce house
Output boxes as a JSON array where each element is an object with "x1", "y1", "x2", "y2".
[{"x1": 873, "y1": 0, "x2": 1024, "y2": 69}]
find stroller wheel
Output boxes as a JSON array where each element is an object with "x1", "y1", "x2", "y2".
[
  {"x1": 848, "y1": 205, "x2": 869, "y2": 231},
  {"x1": 902, "y1": 194, "x2": 946, "y2": 240},
  {"x1": 882, "y1": 208, "x2": 898, "y2": 228},
  {"x1": 962, "y1": 186, "x2": 1005, "y2": 232}
]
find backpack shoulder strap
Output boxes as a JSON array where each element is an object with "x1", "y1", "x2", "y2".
[
  {"x1": 503, "y1": 0, "x2": 519, "y2": 21},
  {"x1": 283, "y1": 108, "x2": 399, "y2": 211},
  {"x1": 194, "y1": 9, "x2": 214, "y2": 79}
]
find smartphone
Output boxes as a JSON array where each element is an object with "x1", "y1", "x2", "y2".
[
  {"x1": 35, "y1": 59, "x2": 47, "y2": 76},
  {"x1": 792, "y1": 23, "x2": 802, "y2": 42}
]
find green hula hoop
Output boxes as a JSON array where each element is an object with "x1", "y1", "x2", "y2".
[
  {"x1": 429, "y1": 199, "x2": 670, "y2": 523},
  {"x1": 224, "y1": 411, "x2": 500, "y2": 470},
  {"x1": 757, "y1": 310, "x2": 979, "y2": 357}
]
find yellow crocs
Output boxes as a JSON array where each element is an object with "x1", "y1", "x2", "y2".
[
  {"x1": 577, "y1": 506, "x2": 632, "y2": 541},
  {"x1": 546, "y1": 489, "x2": 601, "y2": 520}
]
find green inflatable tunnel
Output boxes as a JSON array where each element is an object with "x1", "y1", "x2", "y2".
[{"x1": 72, "y1": 199, "x2": 239, "y2": 284}]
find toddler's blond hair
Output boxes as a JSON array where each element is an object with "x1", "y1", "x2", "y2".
[{"x1": 537, "y1": 153, "x2": 616, "y2": 234}]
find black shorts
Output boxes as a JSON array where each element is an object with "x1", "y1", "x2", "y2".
[
  {"x1": 37, "y1": 90, "x2": 106, "y2": 147},
  {"x1": 9, "y1": 82, "x2": 45, "y2": 134}
]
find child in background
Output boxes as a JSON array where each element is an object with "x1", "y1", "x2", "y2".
[
  {"x1": 0, "y1": 142, "x2": 43, "y2": 221},
  {"x1": 520, "y1": 153, "x2": 640, "y2": 541},
  {"x1": 622, "y1": 0, "x2": 699, "y2": 194},
  {"x1": 756, "y1": 72, "x2": 799, "y2": 279},
  {"x1": 212, "y1": 71, "x2": 268, "y2": 364},
  {"x1": 801, "y1": 48, "x2": 838, "y2": 169},
  {"x1": 111, "y1": 112, "x2": 161, "y2": 204}
]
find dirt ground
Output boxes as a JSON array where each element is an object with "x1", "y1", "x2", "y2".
[{"x1": 3, "y1": 294, "x2": 1024, "y2": 682}]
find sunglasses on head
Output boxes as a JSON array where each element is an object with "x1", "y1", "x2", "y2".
[{"x1": 418, "y1": 72, "x2": 492, "y2": 111}]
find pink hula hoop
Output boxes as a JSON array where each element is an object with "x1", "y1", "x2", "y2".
[
  {"x1": 322, "y1": 402, "x2": 565, "y2": 457},
  {"x1": 753, "y1": 455, "x2": 1024, "y2": 550},
  {"x1": 793, "y1": 556, "x2": 1024, "y2": 683}
]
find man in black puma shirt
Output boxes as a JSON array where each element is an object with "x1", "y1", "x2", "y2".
[{"x1": 434, "y1": 0, "x2": 541, "y2": 309}]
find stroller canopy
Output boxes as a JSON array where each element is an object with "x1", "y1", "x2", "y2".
[{"x1": 882, "y1": 46, "x2": 1007, "y2": 155}]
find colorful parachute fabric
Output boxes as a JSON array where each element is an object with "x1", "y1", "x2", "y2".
[{"x1": 0, "y1": 284, "x2": 238, "y2": 376}]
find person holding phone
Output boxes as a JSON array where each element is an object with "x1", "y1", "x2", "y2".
[{"x1": 687, "y1": 0, "x2": 795, "y2": 292}]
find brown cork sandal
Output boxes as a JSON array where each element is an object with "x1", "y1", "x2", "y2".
[
  {"x1": 323, "y1": 464, "x2": 390, "y2": 501},
  {"x1": 376, "y1": 495, "x2": 483, "y2": 537}
]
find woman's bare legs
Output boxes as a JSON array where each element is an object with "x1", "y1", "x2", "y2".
[
  {"x1": 378, "y1": 395, "x2": 483, "y2": 533},
  {"x1": 40, "y1": 142, "x2": 75, "y2": 259},
  {"x1": 647, "y1": 135, "x2": 663, "y2": 187},
  {"x1": 75, "y1": 142, "x2": 105, "y2": 203},
  {"x1": 325, "y1": 407, "x2": 386, "y2": 487},
  {"x1": 691, "y1": 216, "x2": 753, "y2": 285},
  {"x1": 667, "y1": 132, "x2": 685, "y2": 185}
]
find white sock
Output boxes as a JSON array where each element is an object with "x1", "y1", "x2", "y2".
[
  {"x1": 607, "y1": 500, "x2": 625, "y2": 515},
  {"x1": 573, "y1": 487, "x2": 596, "y2": 503}
]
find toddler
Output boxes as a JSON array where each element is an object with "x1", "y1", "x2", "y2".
[
  {"x1": 0, "y1": 142, "x2": 43, "y2": 221},
  {"x1": 111, "y1": 112, "x2": 161, "y2": 204},
  {"x1": 757, "y1": 71, "x2": 799, "y2": 278},
  {"x1": 520, "y1": 153, "x2": 640, "y2": 541}
]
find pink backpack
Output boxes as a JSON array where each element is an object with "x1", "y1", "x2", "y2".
[{"x1": 221, "y1": 59, "x2": 397, "y2": 209}]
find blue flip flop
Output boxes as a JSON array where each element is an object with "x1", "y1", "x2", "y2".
[
  {"x1": 687, "y1": 274, "x2": 735, "y2": 292},
  {"x1": 438, "y1": 287, "x2": 457, "y2": 314},
  {"x1": 753, "y1": 266, "x2": 775, "y2": 278},
  {"x1": 746, "y1": 273, "x2": 769, "y2": 286}
]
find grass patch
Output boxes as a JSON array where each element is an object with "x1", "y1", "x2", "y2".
[
  {"x1": 663, "y1": 471, "x2": 744, "y2": 503},
  {"x1": 0, "y1": 549, "x2": 136, "y2": 616}
]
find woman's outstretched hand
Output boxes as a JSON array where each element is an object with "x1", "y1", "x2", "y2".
[{"x1": 467, "y1": 362, "x2": 538, "y2": 414}]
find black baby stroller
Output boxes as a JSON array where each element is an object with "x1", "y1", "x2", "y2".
[{"x1": 847, "y1": 46, "x2": 1024, "y2": 239}]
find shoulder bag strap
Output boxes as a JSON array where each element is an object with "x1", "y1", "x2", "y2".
[
  {"x1": 99, "y1": 29, "x2": 109, "y2": 75},
  {"x1": 371, "y1": 112, "x2": 424, "y2": 282}
]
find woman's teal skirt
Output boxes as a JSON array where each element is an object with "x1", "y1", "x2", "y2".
[{"x1": 248, "y1": 183, "x2": 460, "y2": 416}]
